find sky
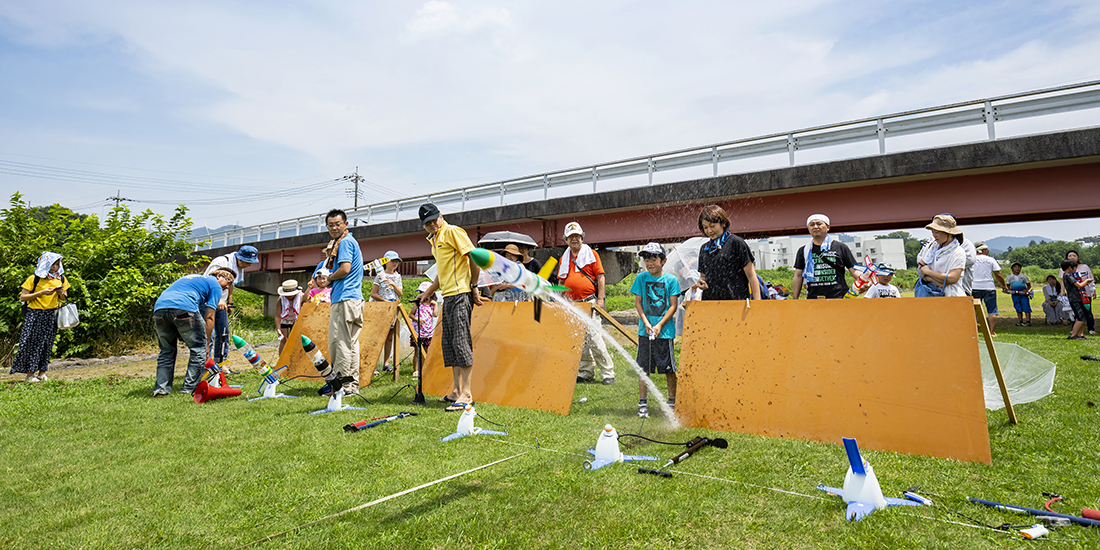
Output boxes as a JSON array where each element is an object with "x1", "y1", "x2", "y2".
[{"x1": 1, "y1": 0, "x2": 1099, "y2": 244}]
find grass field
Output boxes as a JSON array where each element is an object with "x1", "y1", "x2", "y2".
[{"x1": 3, "y1": 296, "x2": 1100, "y2": 549}]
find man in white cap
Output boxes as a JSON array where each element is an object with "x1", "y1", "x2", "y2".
[
  {"x1": 203, "y1": 245, "x2": 259, "y2": 363},
  {"x1": 791, "y1": 214, "x2": 859, "y2": 300},
  {"x1": 558, "y1": 221, "x2": 615, "y2": 384},
  {"x1": 971, "y1": 241, "x2": 1006, "y2": 336}
]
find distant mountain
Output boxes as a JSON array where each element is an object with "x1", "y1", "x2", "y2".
[
  {"x1": 984, "y1": 236, "x2": 1052, "y2": 255},
  {"x1": 190, "y1": 224, "x2": 240, "y2": 238}
]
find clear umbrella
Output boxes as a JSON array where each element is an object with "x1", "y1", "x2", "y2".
[
  {"x1": 979, "y1": 342, "x2": 1056, "y2": 410},
  {"x1": 478, "y1": 231, "x2": 538, "y2": 249}
]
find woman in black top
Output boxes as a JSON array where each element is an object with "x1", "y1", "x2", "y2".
[{"x1": 696, "y1": 205, "x2": 761, "y2": 301}]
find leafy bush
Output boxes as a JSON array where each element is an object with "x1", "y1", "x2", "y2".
[
  {"x1": 0, "y1": 194, "x2": 199, "y2": 363},
  {"x1": 1005, "y1": 239, "x2": 1099, "y2": 269}
]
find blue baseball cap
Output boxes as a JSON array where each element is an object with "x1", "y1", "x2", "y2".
[
  {"x1": 236, "y1": 245, "x2": 259, "y2": 264},
  {"x1": 384, "y1": 250, "x2": 402, "y2": 262}
]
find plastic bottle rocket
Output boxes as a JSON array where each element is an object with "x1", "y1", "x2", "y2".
[
  {"x1": 364, "y1": 256, "x2": 389, "y2": 274},
  {"x1": 468, "y1": 248, "x2": 567, "y2": 298},
  {"x1": 844, "y1": 257, "x2": 879, "y2": 299},
  {"x1": 583, "y1": 424, "x2": 658, "y2": 470},
  {"x1": 593, "y1": 424, "x2": 623, "y2": 465},
  {"x1": 202, "y1": 356, "x2": 224, "y2": 387},
  {"x1": 301, "y1": 335, "x2": 363, "y2": 414},
  {"x1": 249, "y1": 364, "x2": 296, "y2": 401},
  {"x1": 816, "y1": 438, "x2": 922, "y2": 521},
  {"x1": 194, "y1": 357, "x2": 241, "y2": 403},
  {"x1": 300, "y1": 335, "x2": 332, "y2": 378},
  {"x1": 232, "y1": 335, "x2": 267, "y2": 370},
  {"x1": 301, "y1": 335, "x2": 344, "y2": 393},
  {"x1": 440, "y1": 404, "x2": 508, "y2": 442},
  {"x1": 841, "y1": 446, "x2": 887, "y2": 517}
]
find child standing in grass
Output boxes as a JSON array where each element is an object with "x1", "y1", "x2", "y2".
[
  {"x1": 275, "y1": 280, "x2": 302, "y2": 356},
  {"x1": 1063, "y1": 259, "x2": 1095, "y2": 340},
  {"x1": 631, "y1": 243, "x2": 680, "y2": 418},
  {"x1": 1005, "y1": 262, "x2": 1033, "y2": 326},
  {"x1": 410, "y1": 281, "x2": 439, "y2": 378},
  {"x1": 370, "y1": 251, "x2": 403, "y2": 372}
]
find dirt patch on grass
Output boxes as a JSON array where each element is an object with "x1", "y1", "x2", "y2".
[{"x1": 1, "y1": 341, "x2": 280, "y2": 386}]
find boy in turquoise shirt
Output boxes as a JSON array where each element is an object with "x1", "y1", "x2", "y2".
[{"x1": 630, "y1": 243, "x2": 681, "y2": 418}]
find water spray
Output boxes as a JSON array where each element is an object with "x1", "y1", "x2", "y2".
[{"x1": 547, "y1": 295, "x2": 679, "y2": 426}]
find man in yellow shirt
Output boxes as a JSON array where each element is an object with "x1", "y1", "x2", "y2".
[{"x1": 417, "y1": 204, "x2": 483, "y2": 411}]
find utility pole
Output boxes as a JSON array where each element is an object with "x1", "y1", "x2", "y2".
[
  {"x1": 107, "y1": 190, "x2": 133, "y2": 207},
  {"x1": 343, "y1": 167, "x2": 364, "y2": 226}
]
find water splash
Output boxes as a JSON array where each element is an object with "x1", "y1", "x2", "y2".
[{"x1": 546, "y1": 294, "x2": 680, "y2": 428}]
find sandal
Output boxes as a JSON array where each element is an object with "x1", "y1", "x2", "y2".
[
  {"x1": 438, "y1": 396, "x2": 456, "y2": 403},
  {"x1": 445, "y1": 402, "x2": 467, "y2": 412}
]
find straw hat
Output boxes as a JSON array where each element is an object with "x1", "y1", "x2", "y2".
[
  {"x1": 925, "y1": 214, "x2": 962, "y2": 235},
  {"x1": 501, "y1": 244, "x2": 522, "y2": 257},
  {"x1": 278, "y1": 280, "x2": 302, "y2": 296}
]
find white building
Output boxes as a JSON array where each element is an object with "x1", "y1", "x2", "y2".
[{"x1": 746, "y1": 235, "x2": 906, "y2": 270}]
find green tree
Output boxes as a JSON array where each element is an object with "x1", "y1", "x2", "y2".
[
  {"x1": 874, "y1": 230, "x2": 921, "y2": 269},
  {"x1": 0, "y1": 193, "x2": 199, "y2": 361},
  {"x1": 1005, "y1": 240, "x2": 1082, "y2": 269}
]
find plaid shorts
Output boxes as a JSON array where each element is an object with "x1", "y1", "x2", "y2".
[{"x1": 441, "y1": 292, "x2": 474, "y2": 368}]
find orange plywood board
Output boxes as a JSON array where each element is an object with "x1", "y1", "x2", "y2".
[
  {"x1": 422, "y1": 301, "x2": 585, "y2": 415},
  {"x1": 274, "y1": 301, "x2": 399, "y2": 389},
  {"x1": 678, "y1": 297, "x2": 991, "y2": 463}
]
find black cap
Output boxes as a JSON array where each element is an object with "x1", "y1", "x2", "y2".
[{"x1": 419, "y1": 203, "x2": 440, "y2": 225}]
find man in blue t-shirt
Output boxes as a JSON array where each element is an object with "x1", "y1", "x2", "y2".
[
  {"x1": 630, "y1": 243, "x2": 681, "y2": 418},
  {"x1": 323, "y1": 209, "x2": 365, "y2": 396},
  {"x1": 152, "y1": 270, "x2": 234, "y2": 396}
]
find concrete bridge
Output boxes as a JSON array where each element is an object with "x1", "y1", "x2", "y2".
[{"x1": 211, "y1": 125, "x2": 1100, "y2": 305}]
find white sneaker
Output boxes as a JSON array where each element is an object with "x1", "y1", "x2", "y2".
[
  {"x1": 1091, "y1": 331, "x2": 1097, "y2": 336},
  {"x1": 37, "y1": 373, "x2": 48, "y2": 382},
  {"x1": 25, "y1": 375, "x2": 40, "y2": 383}
]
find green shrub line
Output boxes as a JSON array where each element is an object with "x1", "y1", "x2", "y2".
[{"x1": 0, "y1": 194, "x2": 199, "y2": 364}]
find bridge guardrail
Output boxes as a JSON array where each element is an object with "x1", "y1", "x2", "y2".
[{"x1": 191, "y1": 80, "x2": 1100, "y2": 250}]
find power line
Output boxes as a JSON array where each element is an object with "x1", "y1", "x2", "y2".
[
  {"x1": 131, "y1": 178, "x2": 346, "y2": 206},
  {"x1": 342, "y1": 167, "x2": 364, "y2": 225},
  {"x1": 107, "y1": 190, "x2": 134, "y2": 207}
]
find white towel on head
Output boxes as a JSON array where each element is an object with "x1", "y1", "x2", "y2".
[
  {"x1": 35, "y1": 251, "x2": 64, "y2": 279},
  {"x1": 558, "y1": 244, "x2": 596, "y2": 280}
]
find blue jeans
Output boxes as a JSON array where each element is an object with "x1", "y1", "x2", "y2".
[
  {"x1": 973, "y1": 289, "x2": 998, "y2": 315},
  {"x1": 212, "y1": 307, "x2": 230, "y2": 363},
  {"x1": 154, "y1": 309, "x2": 207, "y2": 393}
]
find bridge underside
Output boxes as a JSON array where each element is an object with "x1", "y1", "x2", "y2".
[{"x1": 204, "y1": 127, "x2": 1100, "y2": 274}]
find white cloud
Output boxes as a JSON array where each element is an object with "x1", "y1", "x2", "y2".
[
  {"x1": 2, "y1": 0, "x2": 1100, "y2": 230},
  {"x1": 405, "y1": 1, "x2": 512, "y2": 37}
]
